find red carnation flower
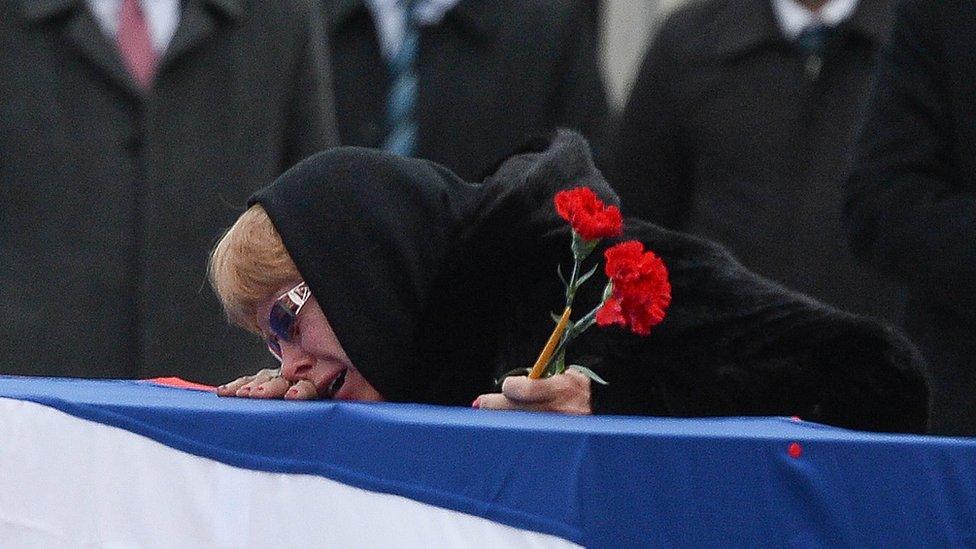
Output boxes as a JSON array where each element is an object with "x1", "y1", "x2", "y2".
[
  {"x1": 596, "y1": 241, "x2": 671, "y2": 336},
  {"x1": 554, "y1": 187, "x2": 623, "y2": 241},
  {"x1": 523, "y1": 189, "x2": 668, "y2": 382}
]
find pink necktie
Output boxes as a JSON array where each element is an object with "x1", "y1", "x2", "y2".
[{"x1": 117, "y1": 0, "x2": 157, "y2": 89}]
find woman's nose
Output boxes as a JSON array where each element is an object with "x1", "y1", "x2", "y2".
[{"x1": 278, "y1": 340, "x2": 313, "y2": 381}]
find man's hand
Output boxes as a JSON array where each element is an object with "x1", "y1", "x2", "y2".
[{"x1": 473, "y1": 370, "x2": 592, "y2": 415}]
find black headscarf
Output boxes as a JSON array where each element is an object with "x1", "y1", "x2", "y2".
[
  {"x1": 250, "y1": 148, "x2": 482, "y2": 403},
  {"x1": 250, "y1": 130, "x2": 617, "y2": 405}
]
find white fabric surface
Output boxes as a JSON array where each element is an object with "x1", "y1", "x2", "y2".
[{"x1": 0, "y1": 398, "x2": 581, "y2": 549}]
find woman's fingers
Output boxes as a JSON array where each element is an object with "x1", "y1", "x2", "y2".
[
  {"x1": 215, "y1": 368, "x2": 280, "y2": 397},
  {"x1": 473, "y1": 393, "x2": 523, "y2": 411},
  {"x1": 215, "y1": 375, "x2": 253, "y2": 397},
  {"x1": 477, "y1": 371, "x2": 592, "y2": 414},
  {"x1": 285, "y1": 379, "x2": 319, "y2": 400},
  {"x1": 234, "y1": 368, "x2": 281, "y2": 397},
  {"x1": 250, "y1": 375, "x2": 291, "y2": 399},
  {"x1": 215, "y1": 369, "x2": 322, "y2": 401}
]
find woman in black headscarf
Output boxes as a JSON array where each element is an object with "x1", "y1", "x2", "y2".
[{"x1": 209, "y1": 131, "x2": 930, "y2": 433}]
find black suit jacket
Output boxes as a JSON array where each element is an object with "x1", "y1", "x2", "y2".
[
  {"x1": 610, "y1": 0, "x2": 904, "y2": 324},
  {"x1": 0, "y1": 0, "x2": 337, "y2": 383},
  {"x1": 323, "y1": 0, "x2": 609, "y2": 181},
  {"x1": 846, "y1": 0, "x2": 976, "y2": 434}
]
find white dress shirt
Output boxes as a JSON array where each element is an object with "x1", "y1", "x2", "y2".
[
  {"x1": 771, "y1": 0, "x2": 859, "y2": 40},
  {"x1": 86, "y1": 0, "x2": 182, "y2": 55},
  {"x1": 365, "y1": 0, "x2": 461, "y2": 60}
]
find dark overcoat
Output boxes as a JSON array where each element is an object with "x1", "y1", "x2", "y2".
[
  {"x1": 611, "y1": 0, "x2": 906, "y2": 324},
  {"x1": 846, "y1": 0, "x2": 976, "y2": 435},
  {"x1": 0, "y1": 0, "x2": 338, "y2": 383},
  {"x1": 322, "y1": 0, "x2": 609, "y2": 181}
]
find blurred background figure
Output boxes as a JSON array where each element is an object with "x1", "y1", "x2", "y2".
[
  {"x1": 846, "y1": 0, "x2": 976, "y2": 436},
  {"x1": 611, "y1": 0, "x2": 906, "y2": 325},
  {"x1": 0, "y1": 0, "x2": 337, "y2": 383},
  {"x1": 321, "y1": 0, "x2": 610, "y2": 180}
]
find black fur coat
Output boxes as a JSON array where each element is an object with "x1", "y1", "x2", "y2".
[{"x1": 419, "y1": 131, "x2": 930, "y2": 434}]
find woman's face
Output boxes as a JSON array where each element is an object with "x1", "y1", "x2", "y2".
[{"x1": 256, "y1": 283, "x2": 383, "y2": 401}]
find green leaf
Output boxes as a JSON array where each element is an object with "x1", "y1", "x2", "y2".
[
  {"x1": 575, "y1": 264, "x2": 599, "y2": 289},
  {"x1": 550, "y1": 311, "x2": 563, "y2": 324},
  {"x1": 551, "y1": 349, "x2": 568, "y2": 376},
  {"x1": 557, "y1": 263, "x2": 567, "y2": 286},
  {"x1": 568, "y1": 364, "x2": 609, "y2": 385},
  {"x1": 495, "y1": 367, "x2": 531, "y2": 386}
]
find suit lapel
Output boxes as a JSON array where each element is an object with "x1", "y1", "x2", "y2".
[
  {"x1": 159, "y1": 0, "x2": 216, "y2": 73},
  {"x1": 22, "y1": 0, "x2": 141, "y2": 97},
  {"x1": 160, "y1": 0, "x2": 241, "y2": 74},
  {"x1": 66, "y1": 9, "x2": 142, "y2": 96}
]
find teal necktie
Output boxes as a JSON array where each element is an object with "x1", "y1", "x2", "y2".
[
  {"x1": 795, "y1": 24, "x2": 834, "y2": 56},
  {"x1": 383, "y1": 0, "x2": 420, "y2": 156}
]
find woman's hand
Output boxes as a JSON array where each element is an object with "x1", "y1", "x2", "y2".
[
  {"x1": 216, "y1": 368, "x2": 288, "y2": 398},
  {"x1": 473, "y1": 370, "x2": 592, "y2": 415},
  {"x1": 216, "y1": 368, "x2": 319, "y2": 400}
]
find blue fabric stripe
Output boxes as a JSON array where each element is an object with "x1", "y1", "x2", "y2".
[{"x1": 2, "y1": 376, "x2": 976, "y2": 547}]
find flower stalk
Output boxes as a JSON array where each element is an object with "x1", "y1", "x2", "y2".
[
  {"x1": 519, "y1": 187, "x2": 670, "y2": 385},
  {"x1": 529, "y1": 306, "x2": 573, "y2": 379}
]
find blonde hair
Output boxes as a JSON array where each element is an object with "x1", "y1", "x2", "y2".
[{"x1": 208, "y1": 204, "x2": 300, "y2": 333}]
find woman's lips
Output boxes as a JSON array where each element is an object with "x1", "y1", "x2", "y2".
[{"x1": 318, "y1": 368, "x2": 347, "y2": 399}]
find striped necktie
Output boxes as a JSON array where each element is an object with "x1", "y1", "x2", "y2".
[{"x1": 382, "y1": 0, "x2": 420, "y2": 156}]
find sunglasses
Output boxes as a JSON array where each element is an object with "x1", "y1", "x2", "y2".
[{"x1": 265, "y1": 281, "x2": 312, "y2": 361}]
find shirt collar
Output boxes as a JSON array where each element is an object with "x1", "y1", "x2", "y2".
[
  {"x1": 772, "y1": 0, "x2": 859, "y2": 40},
  {"x1": 332, "y1": 0, "x2": 500, "y2": 40},
  {"x1": 366, "y1": 0, "x2": 459, "y2": 26},
  {"x1": 22, "y1": 0, "x2": 241, "y2": 22},
  {"x1": 713, "y1": 0, "x2": 887, "y2": 59}
]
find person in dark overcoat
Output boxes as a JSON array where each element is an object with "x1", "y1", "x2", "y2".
[
  {"x1": 210, "y1": 131, "x2": 930, "y2": 434},
  {"x1": 611, "y1": 0, "x2": 906, "y2": 325},
  {"x1": 322, "y1": 0, "x2": 609, "y2": 181},
  {"x1": 845, "y1": 0, "x2": 976, "y2": 436},
  {"x1": 0, "y1": 0, "x2": 338, "y2": 383}
]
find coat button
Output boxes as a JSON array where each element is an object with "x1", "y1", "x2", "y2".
[{"x1": 805, "y1": 55, "x2": 823, "y2": 80}]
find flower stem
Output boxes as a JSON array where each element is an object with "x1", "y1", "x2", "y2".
[
  {"x1": 572, "y1": 305, "x2": 599, "y2": 336},
  {"x1": 529, "y1": 306, "x2": 572, "y2": 379},
  {"x1": 545, "y1": 280, "x2": 612, "y2": 370},
  {"x1": 566, "y1": 251, "x2": 581, "y2": 305}
]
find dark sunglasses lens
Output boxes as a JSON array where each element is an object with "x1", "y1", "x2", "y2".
[{"x1": 269, "y1": 302, "x2": 295, "y2": 341}]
